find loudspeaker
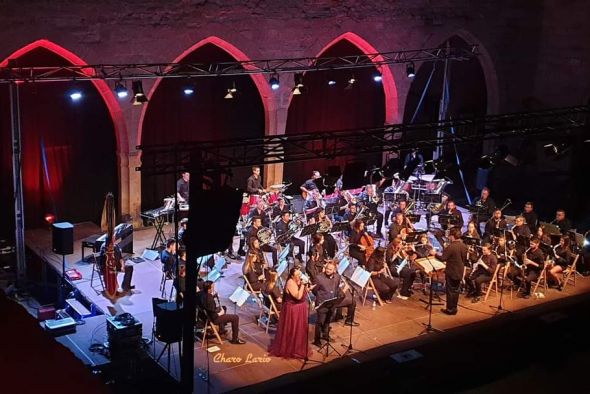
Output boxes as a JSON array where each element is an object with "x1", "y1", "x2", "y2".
[
  {"x1": 342, "y1": 161, "x2": 367, "y2": 190},
  {"x1": 52, "y1": 222, "x2": 74, "y2": 255},
  {"x1": 155, "y1": 304, "x2": 183, "y2": 343}
]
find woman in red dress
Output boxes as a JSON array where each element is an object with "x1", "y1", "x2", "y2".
[{"x1": 268, "y1": 266, "x2": 313, "y2": 359}]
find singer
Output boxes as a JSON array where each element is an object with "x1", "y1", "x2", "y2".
[{"x1": 268, "y1": 266, "x2": 314, "y2": 359}]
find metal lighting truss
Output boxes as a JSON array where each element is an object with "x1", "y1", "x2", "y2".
[
  {"x1": 0, "y1": 45, "x2": 477, "y2": 83},
  {"x1": 137, "y1": 105, "x2": 590, "y2": 175}
]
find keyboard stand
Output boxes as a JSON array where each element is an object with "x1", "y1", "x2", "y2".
[{"x1": 150, "y1": 215, "x2": 167, "y2": 249}]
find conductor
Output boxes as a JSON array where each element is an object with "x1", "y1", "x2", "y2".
[{"x1": 430, "y1": 227, "x2": 468, "y2": 315}]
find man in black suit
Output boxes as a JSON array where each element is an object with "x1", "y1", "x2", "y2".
[
  {"x1": 196, "y1": 281, "x2": 246, "y2": 344},
  {"x1": 432, "y1": 227, "x2": 468, "y2": 315}
]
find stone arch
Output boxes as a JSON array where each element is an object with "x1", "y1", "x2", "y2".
[
  {"x1": 137, "y1": 35, "x2": 275, "y2": 151},
  {"x1": 0, "y1": 39, "x2": 129, "y2": 158}
]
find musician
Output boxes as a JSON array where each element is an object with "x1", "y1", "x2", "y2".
[
  {"x1": 262, "y1": 270, "x2": 282, "y2": 312},
  {"x1": 472, "y1": 187, "x2": 496, "y2": 232},
  {"x1": 245, "y1": 216, "x2": 278, "y2": 266},
  {"x1": 316, "y1": 208, "x2": 337, "y2": 258},
  {"x1": 463, "y1": 221, "x2": 481, "y2": 239},
  {"x1": 178, "y1": 218, "x2": 188, "y2": 245},
  {"x1": 403, "y1": 148, "x2": 424, "y2": 171},
  {"x1": 160, "y1": 238, "x2": 177, "y2": 278},
  {"x1": 312, "y1": 260, "x2": 342, "y2": 345},
  {"x1": 246, "y1": 166, "x2": 265, "y2": 195},
  {"x1": 197, "y1": 281, "x2": 246, "y2": 344},
  {"x1": 173, "y1": 249, "x2": 204, "y2": 304},
  {"x1": 249, "y1": 201, "x2": 271, "y2": 228},
  {"x1": 517, "y1": 237, "x2": 545, "y2": 298},
  {"x1": 366, "y1": 247, "x2": 399, "y2": 303},
  {"x1": 349, "y1": 220, "x2": 371, "y2": 266},
  {"x1": 99, "y1": 237, "x2": 135, "y2": 292},
  {"x1": 272, "y1": 197, "x2": 290, "y2": 219},
  {"x1": 553, "y1": 209, "x2": 572, "y2": 234},
  {"x1": 385, "y1": 239, "x2": 416, "y2": 300},
  {"x1": 342, "y1": 203, "x2": 358, "y2": 223},
  {"x1": 512, "y1": 216, "x2": 532, "y2": 258},
  {"x1": 304, "y1": 189, "x2": 323, "y2": 217},
  {"x1": 388, "y1": 213, "x2": 411, "y2": 242},
  {"x1": 494, "y1": 236, "x2": 514, "y2": 265},
  {"x1": 522, "y1": 202, "x2": 539, "y2": 233},
  {"x1": 275, "y1": 211, "x2": 305, "y2": 262},
  {"x1": 242, "y1": 238, "x2": 268, "y2": 291},
  {"x1": 307, "y1": 233, "x2": 328, "y2": 283},
  {"x1": 360, "y1": 184, "x2": 384, "y2": 237},
  {"x1": 465, "y1": 243, "x2": 497, "y2": 302},
  {"x1": 432, "y1": 227, "x2": 468, "y2": 315},
  {"x1": 385, "y1": 199, "x2": 408, "y2": 228},
  {"x1": 331, "y1": 260, "x2": 360, "y2": 327},
  {"x1": 547, "y1": 235, "x2": 574, "y2": 290},
  {"x1": 176, "y1": 172, "x2": 190, "y2": 203},
  {"x1": 483, "y1": 209, "x2": 507, "y2": 242},
  {"x1": 415, "y1": 234, "x2": 434, "y2": 258},
  {"x1": 300, "y1": 170, "x2": 321, "y2": 197}
]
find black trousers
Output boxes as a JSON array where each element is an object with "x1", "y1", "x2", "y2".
[
  {"x1": 384, "y1": 209, "x2": 392, "y2": 226},
  {"x1": 288, "y1": 237, "x2": 306, "y2": 260},
  {"x1": 372, "y1": 275, "x2": 399, "y2": 301},
  {"x1": 213, "y1": 312, "x2": 240, "y2": 341},
  {"x1": 315, "y1": 305, "x2": 336, "y2": 342},
  {"x1": 335, "y1": 291, "x2": 356, "y2": 322},
  {"x1": 348, "y1": 247, "x2": 367, "y2": 267},
  {"x1": 523, "y1": 269, "x2": 540, "y2": 294},
  {"x1": 398, "y1": 266, "x2": 416, "y2": 296},
  {"x1": 371, "y1": 212, "x2": 384, "y2": 234},
  {"x1": 445, "y1": 277, "x2": 461, "y2": 312},
  {"x1": 466, "y1": 270, "x2": 492, "y2": 296}
]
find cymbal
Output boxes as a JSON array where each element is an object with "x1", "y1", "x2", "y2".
[{"x1": 269, "y1": 184, "x2": 286, "y2": 190}]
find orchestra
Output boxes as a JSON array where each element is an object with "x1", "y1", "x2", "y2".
[{"x1": 146, "y1": 165, "x2": 587, "y2": 354}]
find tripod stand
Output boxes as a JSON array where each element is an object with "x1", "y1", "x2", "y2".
[
  {"x1": 316, "y1": 302, "x2": 341, "y2": 359},
  {"x1": 419, "y1": 258, "x2": 444, "y2": 334},
  {"x1": 339, "y1": 279, "x2": 365, "y2": 361},
  {"x1": 490, "y1": 264, "x2": 511, "y2": 315}
]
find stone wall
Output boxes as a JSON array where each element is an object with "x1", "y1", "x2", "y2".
[{"x1": 1, "y1": 0, "x2": 588, "y2": 221}]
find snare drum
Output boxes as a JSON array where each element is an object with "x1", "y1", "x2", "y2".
[
  {"x1": 267, "y1": 191, "x2": 279, "y2": 204},
  {"x1": 249, "y1": 194, "x2": 261, "y2": 207},
  {"x1": 240, "y1": 193, "x2": 251, "y2": 216}
]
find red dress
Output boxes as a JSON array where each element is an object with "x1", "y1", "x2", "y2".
[{"x1": 268, "y1": 287, "x2": 311, "y2": 359}]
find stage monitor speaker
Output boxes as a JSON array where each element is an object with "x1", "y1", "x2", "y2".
[
  {"x1": 341, "y1": 161, "x2": 367, "y2": 190},
  {"x1": 52, "y1": 222, "x2": 74, "y2": 255}
]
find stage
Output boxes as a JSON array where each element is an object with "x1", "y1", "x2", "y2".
[{"x1": 24, "y1": 215, "x2": 590, "y2": 393}]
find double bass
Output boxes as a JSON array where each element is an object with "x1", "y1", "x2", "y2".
[
  {"x1": 360, "y1": 230, "x2": 375, "y2": 260},
  {"x1": 103, "y1": 193, "x2": 119, "y2": 299}
]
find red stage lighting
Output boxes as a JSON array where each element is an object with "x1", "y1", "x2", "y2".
[{"x1": 44, "y1": 213, "x2": 56, "y2": 225}]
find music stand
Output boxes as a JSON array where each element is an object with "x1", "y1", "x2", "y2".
[
  {"x1": 405, "y1": 231, "x2": 426, "y2": 244},
  {"x1": 423, "y1": 193, "x2": 442, "y2": 204},
  {"x1": 339, "y1": 276, "x2": 365, "y2": 360},
  {"x1": 462, "y1": 236, "x2": 481, "y2": 248},
  {"x1": 300, "y1": 223, "x2": 319, "y2": 237},
  {"x1": 418, "y1": 256, "x2": 444, "y2": 335},
  {"x1": 407, "y1": 214, "x2": 421, "y2": 224},
  {"x1": 315, "y1": 297, "x2": 341, "y2": 358},
  {"x1": 438, "y1": 214, "x2": 454, "y2": 227},
  {"x1": 330, "y1": 221, "x2": 350, "y2": 234}
]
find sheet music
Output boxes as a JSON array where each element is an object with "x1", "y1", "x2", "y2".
[
  {"x1": 350, "y1": 266, "x2": 370, "y2": 288},
  {"x1": 229, "y1": 287, "x2": 251, "y2": 307},
  {"x1": 276, "y1": 259, "x2": 288, "y2": 276},
  {"x1": 213, "y1": 256, "x2": 226, "y2": 272},
  {"x1": 415, "y1": 257, "x2": 446, "y2": 274},
  {"x1": 205, "y1": 269, "x2": 221, "y2": 282},
  {"x1": 278, "y1": 245, "x2": 290, "y2": 261},
  {"x1": 337, "y1": 256, "x2": 350, "y2": 275},
  {"x1": 197, "y1": 254, "x2": 214, "y2": 266}
]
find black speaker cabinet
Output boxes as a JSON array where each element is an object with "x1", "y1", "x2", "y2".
[{"x1": 52, "y1": 222, "x2": 74, "y2": 255}]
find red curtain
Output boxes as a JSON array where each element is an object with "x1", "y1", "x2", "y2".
[
  {"x1": 0, "y1": 48, "x2": 118, "y2": 234},
  {"x1": 141, "y1": 43, "x2": 265, "y2": 210},
  {"x1": 284, "y1": 40, "x2": 386, "y2": 191}
]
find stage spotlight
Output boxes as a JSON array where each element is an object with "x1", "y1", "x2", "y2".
[
  {"x1": 406, "y1": 62, "x2": 416, "y2": 78},
  {"x1": 269, "y1": 74, "x2": 280, "y2": 90},
  {"x1": 292, "y1": 73, "x2": 304, "y2": 95},
  {"x1": 479, "y1": 144, "x2": 517, "y2": 169},
  {"x1": 131, "y1": 80, "x2": 148, "y2": 105},
  {"x1": 372, "y1": 71, "x2": 383, "y2": 82},
  {"x1": 224, "y1": 82, "x2": 237, "y2": 99},
  {"x1": 183, "y1": 82, "x2": 196, "y2": 96},
  {"x1": 69, "y1": 84, "x2": 83, "y2": 101},
  {"x1": 44, "y1": 213, "x2": 56, "y2": 225},
  {"x1": 327, "y1": 78, "x2": 336, "y2": 86},
  {"x1": 114, "y1": 81, "x2": 128, "y2": 99}
]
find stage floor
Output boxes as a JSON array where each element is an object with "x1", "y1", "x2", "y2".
[{"x1": 24, "y1": 217, "x2": 590, "y2": 393}]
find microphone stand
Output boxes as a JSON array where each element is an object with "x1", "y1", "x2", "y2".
[
  {"x1": 419, "y1": 256, "x2": 444, "y2": 334},
  {"x1": 300, "y1": 282, "x2": 324, "y2": 370},
  {"x1": 339, "y1": 276, "x2": 366, "y2": 361},
  {"x1": 490, "y1": 256, "x2": 512, "y2": 315}
]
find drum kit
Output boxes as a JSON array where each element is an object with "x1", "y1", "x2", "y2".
[{"x1": 240, "y1": 183, "x2": 293, "y2": 217}]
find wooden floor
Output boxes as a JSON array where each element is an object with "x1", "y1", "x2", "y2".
[{"x1": 25, "y1": 220, "x2": 590, "y2": 393}]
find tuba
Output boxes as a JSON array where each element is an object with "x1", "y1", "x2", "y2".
[
  {"x1": 257, "y1": 227, "x2": 273, "y2": 245},
  {"x1": 318, "y1": 219, "x2": 332, "y2": 233}
]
